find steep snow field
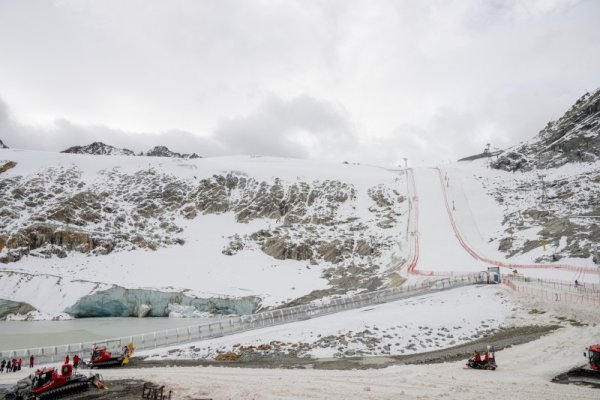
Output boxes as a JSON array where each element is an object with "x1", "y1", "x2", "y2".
[{"x1": 404, "y1": 160, "x2": 599, "y2": 284}]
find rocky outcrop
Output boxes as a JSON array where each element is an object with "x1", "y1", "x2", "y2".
[
  {"x1": 65, "y1": 286, "x2": 260, "y2": 317},
  {"x1": 0, "y1": 299, "x2": 36, "y2": 320},
  {"x1": 261, "y1": 237, "x2": 313, "y2": 261},
  {"x1": 0, "y1": 139, "x2": 8, "y2": 149},
  {"x1": 0, "y1": 161, "x2": 16, "y2": 174},
  {"x1": 0, "y1": 224, "x2": 114, "y2": 263},
  {"x1": 0, "y1": 159, "x2": 406, "y2": 295},
  {"x1": 145, "y1": 145, "x2": 200, "y2": 159},
  {"x1": 61, "y1": 142, "x2": 135, "y2": 156},
  {"x1": 492, "y1": 89, "x2": 600, "y2": 171}
]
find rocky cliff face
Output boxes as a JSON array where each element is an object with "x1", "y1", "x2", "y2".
[
  {"x1": 481, "y1": 89, "x2": 600, "y2": 262},
  {"x1": 0, "y1": 161, "x2": 406, "y2": 294},
  {"x1": 492, "y1": 89, "x2": 600, "y2": 172},
  {"x1": 61, "y1": 141, "x2": 136, "y2": 156},
  {"x1": 146, "y1": 145, "x2": 200, "y2": 159},
  {"x1": 0, "y1": 139, "x2": 8, "y2": 149}
]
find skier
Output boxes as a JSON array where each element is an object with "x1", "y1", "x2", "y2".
[{"x1": 29, "y1": 355, "x2": 34, "y2": 368}]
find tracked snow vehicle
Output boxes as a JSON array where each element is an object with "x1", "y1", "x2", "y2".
[
  {"x1": 4, "y1": 364, "x2": 103, "y2": 400},
  {"x1": 88, "y1": 343, "x2": 135, "y2": 368},
  {"x1": 465, "y1": 346, "x2": 497, "y2": 371},
  {"x1": 566, "y1": 344, "x2": 600, "y2": 385}
]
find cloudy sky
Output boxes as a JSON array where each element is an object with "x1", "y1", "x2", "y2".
[{"x1": 0, "y1": 0, "x2": 598, "y2": 166}]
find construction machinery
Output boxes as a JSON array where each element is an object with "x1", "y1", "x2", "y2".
[
  {"x1": 566, "y1": 344, "x2": 600, "y2": 385},
  {"x1": 4, "y1": 364, "x2": 104, "y2": 400},
  {"x1": 88, "y1": 343, "x2": 135, "y2": 368}
]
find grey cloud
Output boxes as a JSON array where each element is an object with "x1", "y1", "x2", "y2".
[
  {"x1": 215, "y1": 95, "x2": 358, "y2": 159},
  {"x1": 0, "y1": 94, "x2": 358, "y2": 161}
]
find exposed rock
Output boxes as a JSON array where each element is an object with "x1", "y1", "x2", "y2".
[
  {"x1": 261, "y1": 237, "x2": 313, "y2": 261},
  {"x1": 61, "y1": 142, "x2": 135, "y2": 156},
  {"x1": 145, "y1": 145, "x2": 201, "y2": 159},
  {"x1": 0, "y1": 139, "x2": 8, "y2": 149},
  {"x1": 498, "y1": 237, "x2": 513, "y2": 252},
  {"x1": 0, "y1": 160, "x2": 16, "y2": 173},
  {"x1": 537, "y1": 218, "x2": 572, "y2": 238},
  {"x1": 0, "y1": 224, "x2": 114, "y2": 263}
]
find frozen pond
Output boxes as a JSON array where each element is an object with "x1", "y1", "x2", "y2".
[{"x1": 0, "y1": 317, "x2": 212, "y2": 350}]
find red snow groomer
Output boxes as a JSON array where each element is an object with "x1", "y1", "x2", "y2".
[
  {"x1": 567, "y1": 344, "x2": 600, "y2": 385},
  {"x1": 4, "y1": 364, "x2": 104, "y2": 400},
  {"x1": 465, "y1": 346, "x2": 497, "y2": 371},
  {"x1": 88, "y1": 343, "x2": 135, "y2": 368}
]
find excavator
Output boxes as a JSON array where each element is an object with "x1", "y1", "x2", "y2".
[
  {"x1": 4, "y1": 363, "x2": 104, "y2": 400},
  {"x1": 566, "y1": 344, "x2": 600, "y2": 385},
  {"x1": 88, "y1": 343, "x2": 135, "y2": 368}
]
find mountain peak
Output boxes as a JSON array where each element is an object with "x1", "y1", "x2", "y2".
[
  {"x1": 145, "y1": 145, "x2": 201, "y2": 159},
  {"x1": 61, "y1": 142, "x2": 135, "y2": 156},
  {"x1": 492, "y1": 88, "x2": 600, "y2": 171}
]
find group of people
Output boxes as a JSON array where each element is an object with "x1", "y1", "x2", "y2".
[
  {"x1": 0, "y1": 355, "x2": 32, "y2": 373},
  {"x1": 472, "y1": 350, "x2": 493, "y2": 365},
  {"x1": 1, "y1": 354, "x2": 82, "y2": 374},
  {"x1": 65, "y1": 354, "x2": 81, "y2": 369}
]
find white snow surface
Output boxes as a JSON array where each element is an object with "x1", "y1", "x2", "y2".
[{"x1": 141, "y1": 285, "x2": 512, "y2": 360}]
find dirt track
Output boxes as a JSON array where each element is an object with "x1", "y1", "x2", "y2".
[{"x1": 132, "y1": 324, "x2": 558, "y2": 370}]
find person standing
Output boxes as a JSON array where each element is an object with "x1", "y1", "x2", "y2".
[
  {"x1": 73, "y1": 355, "x2": 80, "y2": 370},
  {"x1": 6, "y1": 360, "x2": 11, "y2": 373},
  {"x1": 65, "y1": 354, "x2": 70, "y2": 365},
  {"x1": 29, "y1": 355, "x2": 34, "y2": 368},
  {"x1": 0, "y1": 359, "x2": 5, "y2": 372},
  {"x1": 11, "y1": 358, "x2": 17, "y2": 372},
  {"x1": 17, "y1": 358, "x2": 22, "y2": 371}
]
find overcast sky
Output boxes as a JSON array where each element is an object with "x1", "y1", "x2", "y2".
[{"x1": 0, "y1": 0, "x2": 599, "y2": 166}]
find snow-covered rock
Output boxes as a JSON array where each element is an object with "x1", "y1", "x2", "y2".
[
  {"x1": 493, "y1": 89, "x2": 600, "y2": 172},
  {"x1": 0, "y1": 139, "x2": 8, "y2": 149},
  {"x1": 61, "y1": 141, "x2": 135, "y2": 156},
  {"x1": 145, "y1": 145, "x2": 200, "y2": 159}
]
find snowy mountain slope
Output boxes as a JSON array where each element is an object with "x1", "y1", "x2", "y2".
[
  {"x1": 450, "y1": 90, "x2": 600, "y2": 271},
  {"x1": 0, "y1": 149, "x2": 409, "y2": 318},
  {"x1": 438, "y1": 163, "x2": 599, "y2": 282},
  {"x1": 456, "y1": 161, "x2": 600, "y2": 265},
  {"x1": 493, "y1": 89, "x2": 600, "y2": 171}
]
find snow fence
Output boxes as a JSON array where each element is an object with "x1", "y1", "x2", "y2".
[
  {"x1": 1, "y1": 274, "x2": 484, "y2": 364},
  {"x1": 503, "y1": 276, "x2": 600, "y2": 306}
]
